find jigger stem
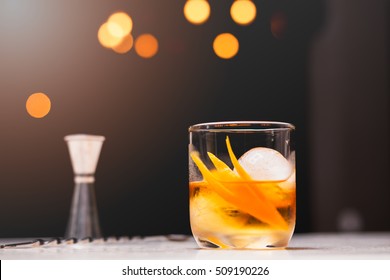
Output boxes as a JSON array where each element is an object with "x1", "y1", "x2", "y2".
[
  {"x1": 64, "y1": 134, "x2": 105, "y2": 239},
  {"x1": 65, "y1": 181, "x2": 102, "y2": 239}
]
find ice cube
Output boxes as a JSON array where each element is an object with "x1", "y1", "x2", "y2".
[
  {"x1": 238, "y1": 147, "x2": 292, "y2": 181},
  {"x1": 190, "y1": 188, "x2": 249, "y2": 233}
]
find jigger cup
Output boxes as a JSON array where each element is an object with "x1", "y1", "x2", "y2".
[{"x1": 64, "y1": 134, "x2": 105, "y2": 239}]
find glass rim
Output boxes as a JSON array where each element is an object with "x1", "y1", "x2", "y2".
[
  {"x1": 188, "y1": 121, "x2": 295, "y2": 132},
  {"x1": 64, "y1": 134, "x2": 105, "y2": 142}
]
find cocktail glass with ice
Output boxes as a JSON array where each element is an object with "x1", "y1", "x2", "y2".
[{"x1": 189, "y1": 121, "x2": 295, "y2": 249}]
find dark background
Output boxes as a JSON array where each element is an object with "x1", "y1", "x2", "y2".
[{"x1": 0, "y1": 0, "x2": 388, "y2": 237}]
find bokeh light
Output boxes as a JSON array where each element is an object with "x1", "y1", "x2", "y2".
[
  {"x1": 112, "y1": 34, "x2": 134, "y2": 54},
  {"x1": 98, "y1": 11, "x2": 134, "y2": 53},
  {"x1": 213, "y1": 33, "x2": 239, "y2": 59},
  {"x1": 107, "y1": 12, "x2": 133, "y2": 38},
  {"x1": 271, "y1": 11, "x2": 288, "y2": 39},
  {"x1": 98, "y1": 22, "x2": 123, "y2": 48},
  {"x1": 26, "y1": 93, "x2": 51, "y2": 119},
  {"x1": 184, "y1": 0, "x2": 211, "y2": 25},
  {"x1": 230, "y1": 0, "x2": 257, "y2": 26},
  {"x1": 135, "y1": 34, "x2": 159, "y2": 58}
]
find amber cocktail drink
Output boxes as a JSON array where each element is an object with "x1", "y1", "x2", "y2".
[{"x1": 189, "y1": 122, "x2": 295, "y2": 249}]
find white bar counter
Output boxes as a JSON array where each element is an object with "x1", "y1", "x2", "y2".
[{"x1": 1, "y1": 232, "x2": 389, "y2": 260}]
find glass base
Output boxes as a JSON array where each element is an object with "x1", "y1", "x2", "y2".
[
  {"x1": 65, "y1": 182, "x2": 102, "y2": 239},
  {"x1": 193, "y1": 231, "x2": 293, "y2": 249}
]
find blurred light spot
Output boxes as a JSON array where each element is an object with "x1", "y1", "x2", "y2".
[
  {"x1": 230, "y1": 0, "x2": 257, "y2": 26},
  {"x1": 271, "y1": 11, "x2": 288, "y2": 39},
  {"x1": 184, "y1": 0, "x2": 210, "y2": 25},
  {"x1": 135, "y1": 34, "x2": 159, "y2": 58},
  {"x1": 112, "y1": 34, "x2": 134, "y2": 54},
  {"x1": 26, "y1": 93, "x2": 51, "y2": 119},
  {"x1": 98, "y1": 22, "x2": 122, "y2": 48},
  {"x1": 337, "y1": 208, "x2": 364, "y2": 232},
  {"x1": 106, "y1": 22, "x2": 124, "y2": 38},
  {"x1": 107, "y1": 12, "x2": 133, "y2": 38},
  {"x1": 213, "y1": 33, "x2": 239, "y2": 59}
]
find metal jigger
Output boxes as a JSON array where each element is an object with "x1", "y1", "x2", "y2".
[{"x1": 64, "y1": 134, "x2": 105, "y2": 239}]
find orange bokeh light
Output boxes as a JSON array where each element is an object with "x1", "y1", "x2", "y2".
[
  {"x1": 184, "y1": 0, "x2": 211, "y2": 25},
  {"x1": 107, "y1": 12, "x2": 133, "y2": 38},
  {"x1": 98, "y1": 11, "x2": 134, "y2": 52},
  {"x1": 271, "y1": 11, "x2": 288, "y2": 39},
  {"x1": 213, "y1": 33, "x2": 239, "y2": 59},
  {"x1": 112, "y1": 34, "x2": 134, "y2": 54},
  {"x1": 135, "y1": 34, "x2": 159, "y2": 58},
  {"x1": 98, "y1": 22, "x2": 123, "y2": 48},
  {"x1": 230, "y1": 0, "x2": 257, "y2": 26},
  {"x1": 26, "y1": 92, "x2": 51, "y2": 118}
]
